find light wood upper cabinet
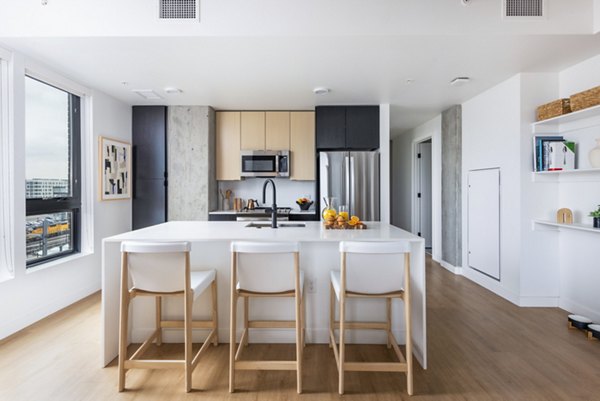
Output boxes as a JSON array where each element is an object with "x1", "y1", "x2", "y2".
[
  {"x1": 265, "y1": 112, "x2": 290, "y2": 150},
  {"x1": 290, "y1": 111, "x2": 315, "y2": 181},
  {"x1": 216, "y1": 111, "x2": 241, "y2": 180},
  {"x1": 240, "y1": 112, "x2": 265, "y2": 150}
]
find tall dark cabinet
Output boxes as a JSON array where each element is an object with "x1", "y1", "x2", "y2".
[
  {"x1": 132, "y1": 106, "x2": 168, "y2": 230},
  {"x1": 316, "y1": 105, "x2": 380, "y2": 150}
]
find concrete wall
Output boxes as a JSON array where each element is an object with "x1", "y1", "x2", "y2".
[
  {"x1": 0, "y1": 48, "x2": 132, "y2": 340},
  {"x1": 441, "y1": 105, "x2": 462, "y2": 268},
  {"x1": 167, "y1": 106, "x2": 217, "y2": 221}
]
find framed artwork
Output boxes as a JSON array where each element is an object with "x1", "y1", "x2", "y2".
[{"x1": 99, "y1": 136, "x2": 131, "y2": 200}]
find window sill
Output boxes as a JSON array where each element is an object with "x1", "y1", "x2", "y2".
[{"x1": 26, "y1": 251, "x2": 93, "y2": 274}]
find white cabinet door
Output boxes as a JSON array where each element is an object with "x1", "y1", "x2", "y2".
[{"x1": 467, "y1": 168, "x2": 500, "y2": 280}]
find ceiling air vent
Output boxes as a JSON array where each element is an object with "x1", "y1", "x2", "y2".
[
  {"x1": 159, "y1": 0, "x2": 198, "y2": 20},
  {"x1": 503, "y1": 0, "x2": 545, "y2": 19}
]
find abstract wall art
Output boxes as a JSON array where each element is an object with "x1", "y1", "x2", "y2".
[{"x1": 99, "y1": 136, "x2": 131, "y2": 200}]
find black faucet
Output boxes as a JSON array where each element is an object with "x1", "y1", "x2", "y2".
[{"x1": 262, "y1": 179, "x2": 277, "y2": 228}]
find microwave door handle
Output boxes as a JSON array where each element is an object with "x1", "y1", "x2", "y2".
[{"x1": 275, "y1": 155, "x2": 280, "y2": 173}]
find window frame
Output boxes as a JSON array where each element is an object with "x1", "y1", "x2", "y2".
[
  {"x1": 0, "y1": 48, "x2": 14, "y2": 279},
  {"x1": 24, "y1": 76, "x2": 82, "y2": 267}
]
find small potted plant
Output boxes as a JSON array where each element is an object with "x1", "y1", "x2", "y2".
[
  {"x1": 296, "y1": 197, "x2": 313, "y2": 211},
  {"x1": 590, "y1": 205, "x2": 600, "y2": 229}
]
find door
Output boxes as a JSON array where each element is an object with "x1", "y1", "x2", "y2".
[
  {"x1": 346, "y1": 106, "x2": 380, "y2": 150},
  {"x1": 216, "y1": 111, "x2": 241, "y2": 180},
  {"x1": 467, "y1": 168, "x2": 500, "y2": 280},
  {"x1": 265, "y1": 111, "x2": 290, "y2": 150},
  {"x1": 290, "y1": 111, "x2": 315, "y2": 180},
  {"x1": 316, "y1": 106, "x2": 346, "y2": 149},
  {"x1": 240, "y1": 111, "x2": 265, "y2": 150},
  {"x1": 132, "y1": 106, "x2": 167, "y2": 230},
  {"x1": 348, "y1": 151, "x2": 380, "y2": 221},
  {"x1": 416, "y1": 141, "x2": 432, "y2": 248}
]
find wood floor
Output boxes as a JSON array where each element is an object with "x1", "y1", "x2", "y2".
[{"x1": 1, "y1": 257, "x2": 599, "y2": 400}]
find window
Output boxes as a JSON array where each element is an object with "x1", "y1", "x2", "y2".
[{"x1": 25, "y1": 76, "x2": 81, "y2": 267}]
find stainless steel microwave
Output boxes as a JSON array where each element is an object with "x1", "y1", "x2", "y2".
[{"x1": 240, "y1": 150, "x2": 290, "y2": 178}]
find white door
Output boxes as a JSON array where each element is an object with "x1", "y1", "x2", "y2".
[
  {"x1": 467, "y1": 168, "x2": 500, "y2": 280},
  {"x1": 417, "y1": 142, "x2": 432, "y2": 248}
]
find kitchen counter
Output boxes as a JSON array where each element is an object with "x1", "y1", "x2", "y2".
[{"x1": 101, "y1": 221, "x2": 426, "y2": 368}]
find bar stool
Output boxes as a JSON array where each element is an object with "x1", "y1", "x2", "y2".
[
  {"x1": 229, "y1": 241, "x2": 305, "y2": 394},
  {"x1": 118, "y1": 241, "x2": 218, "y2": 393},
  {"x1": 329, "y1": 241, "x2": 413, "y2": 395}
]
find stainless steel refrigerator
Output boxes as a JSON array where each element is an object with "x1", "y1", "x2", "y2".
[{"x1": 319, "y1": 151, "x2": 380, "y2": 221}]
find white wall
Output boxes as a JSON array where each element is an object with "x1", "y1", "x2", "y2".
[
  {"x1": 391, "y1": 115, "x2": 441, "y2": 261},
  {"x1": 0, "y1": 48, "x2": 132, "y2": 340},
  {"x1": 595, "y1": 0, "x2": 600, "y2": 33},
  {"x1": 461, "y1": 75, "x2": 522, "y2": 303},
  {"x1": 555, "y1": 54, "x2": 600, "y2": 321}
]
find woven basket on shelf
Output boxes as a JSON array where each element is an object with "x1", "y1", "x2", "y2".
[
  {"x1": 536, "y1": 99, "x2": 571, "y2": 121},
  {"x1": 569, "y1": 86, "x2": 600, "y2": 112}
]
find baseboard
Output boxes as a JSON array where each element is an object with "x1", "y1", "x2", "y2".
[
  {"x1": 560, "y1": 298, "x2": 600, "y2": 323},
  {"x1": 440, "y1": 260, "x2": 463, "y2": 275},
  {"x1": 519, "y1": 296, "x2": 560, "y2": 307},
  {"x1": 0, "y1": 284, "x2": 100, "y2": 340},
  {"x1": 461, "y1": 268, "x2": 520, "y2": 306}
]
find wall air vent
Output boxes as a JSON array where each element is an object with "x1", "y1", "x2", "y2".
[
  {"x1": 503, "y1": 0, "x2": 545, "y2": 19},
  {"x1": 159, "y1": 0, "x2": 198, "y2": 20}
]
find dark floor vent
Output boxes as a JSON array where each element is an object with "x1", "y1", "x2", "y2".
[
  {"x1": 503, "y1": 0, "x2": 545, "y2": 18},
  {"x1": 159, "y1": 0, "x2": 198, "y2": 20}
]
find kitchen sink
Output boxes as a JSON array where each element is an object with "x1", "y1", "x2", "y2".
[{"x1": 245, "y1": 222, "x2": 306, "y2": 228}]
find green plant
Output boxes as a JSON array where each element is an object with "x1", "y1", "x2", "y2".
[{"x1": 589, "y1": 205, "x2": 600, "y2": 218}]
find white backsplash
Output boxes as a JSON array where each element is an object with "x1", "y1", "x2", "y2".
[{"x1": 217, "y1": 178, "x2": 316, "y2": 211}]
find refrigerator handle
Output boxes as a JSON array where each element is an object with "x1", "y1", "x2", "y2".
[
  {"x1": 349, "y1": 155, "x2": 355, "y2": 215},
  {"x1": 344, "y1": 155, "x2": 350, "y2": 212}
]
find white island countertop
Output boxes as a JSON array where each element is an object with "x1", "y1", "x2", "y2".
[
  {"x1": 102, "y1": 221, "x2": 426, "y2": 369},
  {"x1": 105, "y1": 221, "x2": 423, "y2": 243}
]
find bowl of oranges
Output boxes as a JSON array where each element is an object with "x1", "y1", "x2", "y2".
[{"x1": 322, "y1": 209, "x2": 366, "y2": 230}]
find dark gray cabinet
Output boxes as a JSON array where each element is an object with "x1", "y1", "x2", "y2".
[
  {"x1": 316, "y1": 106, "x2": 379, "y2": 150},
  {"x1": 132, "y1": 106, "x2": 168, "y2": 230}
]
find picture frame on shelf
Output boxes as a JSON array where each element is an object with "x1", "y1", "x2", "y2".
[{"x1": 99, "y1": 136, "x2": 131, "y2": 201}]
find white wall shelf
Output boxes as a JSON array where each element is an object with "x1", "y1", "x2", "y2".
[
  {"x1": 532, "y1": 168, "x2": 600, "y2": 182},
  {"x1": 532, "y1": 104, "x2": 600, "y2": 134},
  {"x1": 533, "y1": 219, "x2": 600, "y2": 234}
]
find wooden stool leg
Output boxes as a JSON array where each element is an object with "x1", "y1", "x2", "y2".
[
  {"x1": 386, "y1": 298, "x2": 392, "y2": 349},
  {"x1": 211, "y1": 278, "x2": 218, "y2": 346},
  {"x1": 229, "y1": 253, "x2": 238, "y2": 393},
  {"x1": 243, "y1": 296, "x2": 249, "y2": 347},
  {"x1": 294, "y1": 252, "x2": 303, "y2": 394},
  {"x1": 329, "y1": 282, "x2": 335, "y2": 349},
  {"x1": 118, "y1": 253, "x2": 130, "y2": 392},
  {"x1": 184, "y1": 292, "x2": 193, "y2": 392},
  {"x1": 404, "y1": 254, "x2": 413, "y2": 396},
  {"x1": 155, "y1": 296, "x2": 162, "y2": 346},
  {"x1": 302, "y1": 290, "x2": 306, "y2": 348},
  {"x1": 338, "y1": 295, "x2": 345, "y2": 395}
]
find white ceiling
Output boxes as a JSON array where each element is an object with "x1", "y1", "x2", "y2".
[{"x1": 1, "y1": 0, "x2": 599, "y2": 135}]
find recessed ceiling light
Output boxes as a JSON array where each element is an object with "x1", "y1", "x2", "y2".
[
  {"x1": 120, "y1": 81, "x2": 129, "y2": 86},
  {"x1": 313, "y1": 87, "x2": 331, "y2": 95},
  {"x1": 164, "y1": 87, "x2": 183, "y2": 94},
  {"x1": 450, "y1": 77, "x2": 471, "y2": 86},
  {"x1": 131, "y1": 89, "x2": 163, "y2": 100},
  {"x1": 406, "y1": 79, "x2": 415, "y2": 85}
]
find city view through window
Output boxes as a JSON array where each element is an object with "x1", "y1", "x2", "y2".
[{"x1": 25, "y1": 77, "x2": 75, "y2": 264}]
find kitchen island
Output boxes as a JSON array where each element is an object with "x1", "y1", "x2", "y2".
[{"x1": 101, "y1": 221, "x2": 426, "y2": 368}]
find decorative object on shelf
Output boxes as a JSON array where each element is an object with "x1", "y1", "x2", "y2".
[
  {"x1": 548, "y1": 141, "x2": 575, "y2": 171},
  {"x1": 556, "y1": 208, "x2": 573, "y2": 224},
  {"x1": 296, "y1": 197, "x2": 313, "y2": 211},
  {"x1": 569, "y1": 85, "x2": 600, "y2": 112},
  {"x1": 99, "y1": 136, "x2": 131, "y2": 201},
  {"x1": 536, "y1": 98, "x2": 571, "y2": 121},
  {"x1": 588, "y1": 324, "x2": 600, "y2": 341},
  {"x1": 589, "y1": 138, "x2": 600, "y2": 168},
  {"x1": 589, "y1": 205, "x2": 600, "y2": 228},
  {"x1": 532, "y1": 135, "x2": 564, "y2": 172},
  {"x1": 568, "y1": 314, "x2": 592, "y2": 331}
]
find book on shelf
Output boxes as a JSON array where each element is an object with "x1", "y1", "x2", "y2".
[{"x1": 532, "y1": 136, "x2": 576, "y2": 172}]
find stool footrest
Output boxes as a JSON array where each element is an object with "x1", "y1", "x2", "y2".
[
  {"x1": 235, "y1": 360, "x2": 298, "y2": 371},
  {"x1": 248, "y1": 320, "x2": 296, "y2": 329},
  {"x1": 333, "y1": 321, "x2": 388, "y2": 330},
  {"x1": 125, "y1": 360, "x2": 184, "y2": 369},
  {"x1": 160, "y1": 320, "x2": 215, "y2": 329},
  {"x1": 344, "y1": 362, "x2": 407, "y2": 372}
]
